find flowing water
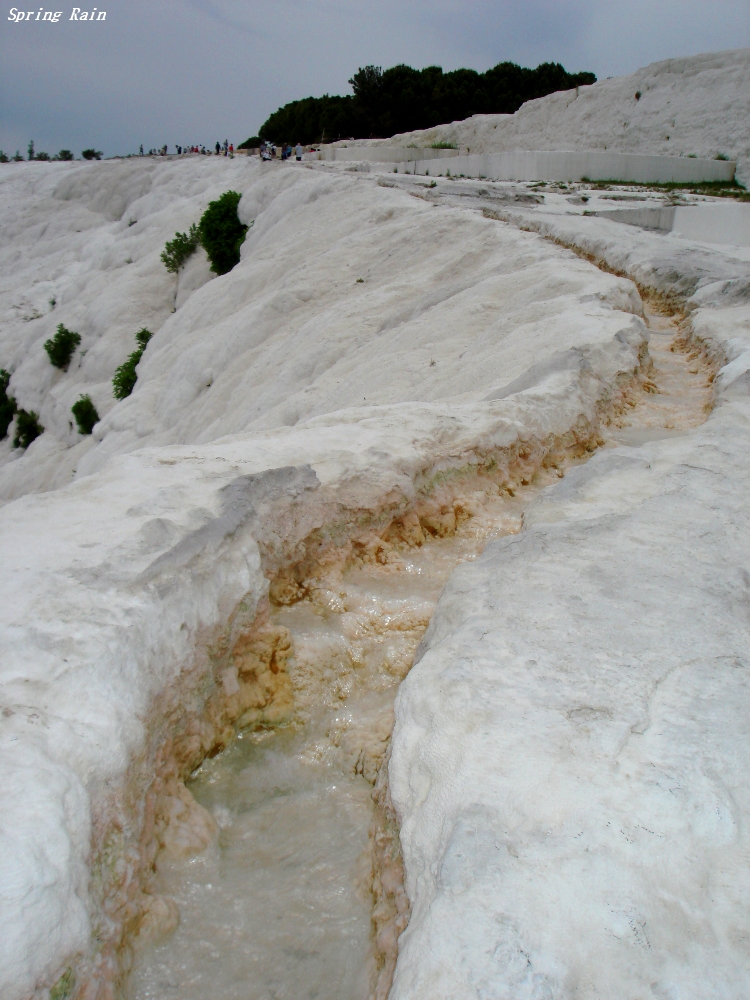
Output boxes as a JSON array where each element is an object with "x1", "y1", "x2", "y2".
[
  {"x1": 127, "y1": 272, "x2": 715, "y2": 1000},
  {"x1": 127, "y1": 487, "x2": 535, "y2": 1000}
]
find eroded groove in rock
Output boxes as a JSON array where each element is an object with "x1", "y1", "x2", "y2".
[{"x1": 119, "y1": 309, "x2": 722, "y2": 1000}]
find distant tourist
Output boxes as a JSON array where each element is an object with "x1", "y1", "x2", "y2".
[
  {"x1": 295, "y1": 142, "x2": 302, "y2": 161},
  {"x1": 215, "y1": 141, "x2": 220, "y2": 155}
]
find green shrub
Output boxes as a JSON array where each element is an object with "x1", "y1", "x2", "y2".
[
  {"x1": 135, "y1": 328, "x2": 152, "y2": 351},
  {"x1": 430, "y1": 141, "x2": 457, "y2": 149},
  {"x1": 50, "y1": 969, "x2": 75, "y2": 1000},
  {"x1": 198, "y1": 191, "x2": 248, "y2": 275},
  {"x1": 238, "y1": 136, "x2": 260, "y2": 149},
  {"x1": 13, "y1": 409, "x2": 43, "y2": 449},
  {"x1": 57, "y1": 149, "x2": 74, "y2": 161},
  {"x1": 27, "y1": 140, "x2": 34, "y2": 161},
  {"x1": 0, "y1": 151, "x2": 8, "y2": 164},
  {"x1": 35, "y1": 151, "x2": 50, "y2": 161},
  {"x1": 112, "y1": 328, "x2": 153, "y2": 399},
  {"x1": 0, "y1": 369, "x2": 17, "y2": 439},
  {"x1": 161, "y1": 223, "x2": 200, "y2": 273},
  {"x1": 81, "y1": 149, "x2": 102, "y2": 160},
  {"x1": 71, "y1": 394, "x2": 99, "y2": 434},
  {"x1": 44, "y1": 324, "x2": 81, "y2": 370}
]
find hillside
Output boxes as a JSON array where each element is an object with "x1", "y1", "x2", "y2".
[
  {"x1": 338, "y1": 48, "x2": 750, "y2": 186},
  {"x1": 0, "y1": 156, "x2": 639, "y2": 505}
]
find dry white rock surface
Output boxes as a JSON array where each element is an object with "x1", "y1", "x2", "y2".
[
  {"x1": 391, "y1": 347, "x2": 750, "y2": 1000},
  {"x1": 0, "y1": 157, "x2": 641, "y2": 506}
]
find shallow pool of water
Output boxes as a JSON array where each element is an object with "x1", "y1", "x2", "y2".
[{"x1": 127, "y1": 724, "x2": 375, "y2": 1000}]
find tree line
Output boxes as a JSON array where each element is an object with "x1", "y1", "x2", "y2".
[{"x1": 248, "y1": 61, "x2": 596, "y2": 147}]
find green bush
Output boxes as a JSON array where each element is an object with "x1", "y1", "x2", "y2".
[
  {"x1": 82, "y1": 149, "x2": 102, "y2": 160},
  {"x1": 430, "y1": 141, "x2": 457, "y2": 149},
  {"x1": 57, "y1": 149, "x2": 74, "y2": 161},
  {"x1": 238, "y1": 136, "x2": 260, "y2": 149},
  {"x1": 35, "y1": 151, "x2": 51, "y2": 161},
  {"x1": 0, "y1": 151, "x2": 8, "y2": 163},
  {"x1": 0, "y1": 369, "x2": 17, "y2": 439},
  {"x1": 161, "y1": 223, "x2": 200, "y2": 273},
  {"x1": 71, "y1": 394, "x2": 99, "y2": 434},
  {"x1": 112, "y1": 328, "x2": 153, "y2": 399},
  {"x1": 44, "y1": 324, "x2": 81, "y2": 370},
  {"x1": 198, "y1": 191, "x2": 248, "y2": 275},
  {"x1": 13, "y1": 409, "x2": 43, "y2": 449}
]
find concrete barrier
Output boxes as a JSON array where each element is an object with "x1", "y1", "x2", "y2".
[
  {"x1": 599, "y1": 203, "x2": 750, "y2": 247},
  {"x1": 389, "y1": 150, "x2": 736, "y2": 185},
  {"x1": 597, "y1": 207, "x2": 677, "y2": 230},
  {"x1": 312, "y1": 145, "x2": 460, "y2": 164}
]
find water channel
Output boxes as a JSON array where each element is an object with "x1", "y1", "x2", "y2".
[{"x1": 127, "y1": 283, "x2": 714, "y2": 1000}]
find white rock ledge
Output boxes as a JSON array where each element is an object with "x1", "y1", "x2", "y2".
[{"x1": 388, "y1": 274, "x2": 750, "y2": 998}]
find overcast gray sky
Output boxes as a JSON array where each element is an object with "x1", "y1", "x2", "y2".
[{"x1": 1, "y1": 0, "x2": 748, "y2": 157}]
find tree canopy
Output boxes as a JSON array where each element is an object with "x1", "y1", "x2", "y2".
[{"x1": 253, "y1": 61, "x2": 596, "y2": 146}]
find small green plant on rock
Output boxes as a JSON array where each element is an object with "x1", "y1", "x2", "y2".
[
  {"x1": 161, "y1": 223, "x2": 201, "y2": 273},
  {"x1": 50, "y1": 969, "x2": 76, "y2": 1000},
  {"x1": 44, "y1": 324, "x2": 81, "y2": 370},
  {"x1": 0, "y1": 369, "x2": 17, "y2": 439},
  {"x1": 71, "y1": 394, "x2": 99, "y2": 434},
  {"x1": 81, "y1": 148, "x2": 102, "y2": 160},
  {"x1": 112, "y1": 328, "x2": 153, "y2": 399},
  {"x1": 198, "y1": 191, "x2": 249, "y2": 275},
  {"x1": 13, "y1": 409, "x2": 43, "y2": 449}
]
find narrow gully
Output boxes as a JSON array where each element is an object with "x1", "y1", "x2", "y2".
[{"x1": 126, "y1": 272, "x2": 716, "y2": 1000}]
